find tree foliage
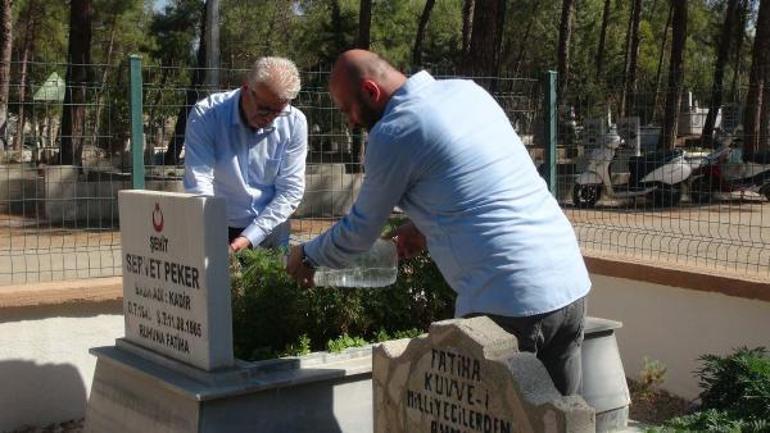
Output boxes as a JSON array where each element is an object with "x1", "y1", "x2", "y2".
[{"x1": 1, "y1": 0, "x2": 767, "y2": 158}]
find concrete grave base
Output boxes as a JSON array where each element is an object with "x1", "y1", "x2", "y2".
[
  {"x1": 84, "y1": 317, "x2": 629, "y2": 433},
  {"x1": 84, "y1": 339, "x2": 373, "y2": 433},
  {"x1": 582, "y1": 318, "x2": 630, "y2": 432}
]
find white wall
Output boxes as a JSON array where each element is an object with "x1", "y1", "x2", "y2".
[
  {"x1": 587, "y1": 274, "x2": 770, "y2": 400},
  {"x1": 0, "y1": 303, "x2": 123, "y2": 432}
]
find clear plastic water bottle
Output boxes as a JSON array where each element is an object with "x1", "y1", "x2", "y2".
[{"x1": 313, "y1": 239, "x2": 398, "y2": 288}]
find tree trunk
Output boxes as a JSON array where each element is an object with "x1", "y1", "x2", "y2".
[
  {"x1": 761, "y1": 65, "x2": 770, "y2": 148},
  {"x1": 621, "y1": 0, "x2": 642, "y2": 118},
  {"x1": 330, "y1": 0, "x2": 346, "y2": 53},
  {"x1": 461, "y1": 0, "x2": 474, "y2": 60},
  {"x1": 493, "y1": 0, "x2": 507, "y2": 76},
  {"x1": 661, "y1": 0, "x2": 686, "y2": 150},
  {"x1": 509, "y1": 0, "x2": 541, "y2": 77},
  {"x1": 512, "y1": 14, "x2": 535, "y2": 76},
  {"x1": 465, "y1": 0, "x2": 505, "y2": 78},
  {"x1": 204, "y1": 0, "x2": 219, "y2": 87},
  {"x1": 0, "y1": 0, "x2": 12, "y2": 148},
  {"x1": 60, "y1": 0, "x2": 93, "y2": 165},
  {"x1": 91, "y1": 13, "x2": 117, "y2": 151},
  {"x1": 651, "y1": 3, "x2": 673, "y2": 123},
  {"x1": 412, "y1": 0, "x2": 436, "y2": 67},
  {"x1": 357, "y1": 0, "x2": 371, "y2": 49},
  {"x1": 12, "y1": 1, "x2": 37, "y2": 152},
  {"x1": 557, "y1": 0, "x2": 576, "y2": 101},
  {"x1": 12, "y1": 39, "x2": 28, "y2": 152},
  {"x1": 347, "y1": 0, "x2": 372, "y2": 172},
  {"x1": 701, "y1": 0, "x2": 740, "y2": 146},
  {"x1": 164, "y1": 0, "x2": 207, "y2": 166},
  {"x1": 730, "y1": 0, "x2": 749, "y2": 102},
  {"x1": 147, "y1": 67, "x2": 169, "y2": 157},
  {"x1": 743, "y1": 0, "x2": 770, "y2": 154},
  {"x1": 596, "y1": 0, "x2": 611, "y2": 78}
]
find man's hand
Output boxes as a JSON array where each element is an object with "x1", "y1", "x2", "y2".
[
  {"x1": 287, "y1": 244, "x2": 316, "y2": 288},
  {"x1": 229, "y1": 236, "x2": 252, "y2": 253},
  {"x1": 385, "y1": 220, "x2": 426, "y2": 259}
]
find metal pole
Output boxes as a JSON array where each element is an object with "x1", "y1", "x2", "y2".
[
  {"x1": 543, "y1": 70, "x2": 558, "y2": 196},
  {"x1": 130, "y1": 54, "x2": 145, "y2": 189}
]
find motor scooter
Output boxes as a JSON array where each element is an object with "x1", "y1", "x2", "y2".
[
  {"x1": 573, "y1": 126, "x2": 700, "y2": 208},
  {"x1": 689, "y1": 131, "x2": 770, "y2": 202}
]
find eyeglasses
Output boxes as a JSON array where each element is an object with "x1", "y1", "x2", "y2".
[
  {"x1": 249, "y1": 89, "x2": 291, "y2": 118},
  {"x1": 255, "y1": 104, "x2": 291, "y2": 118}
]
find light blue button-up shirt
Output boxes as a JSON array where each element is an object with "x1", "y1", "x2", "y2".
[
  {"x1": 304, "y1": 71, "x2": 590, "y2": 318},
  {"x1": 183, "y1": 89, "x2": 308, "y2": 247}
]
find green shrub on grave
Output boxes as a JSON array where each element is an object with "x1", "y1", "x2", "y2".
[
  {"x1": 326, "y1": 333, "x2": 368, "y2": 353},
  {"x1": 229, "y1": 247, "x2": 455, "y2": 361},
  {"x1": 647, "y1": 347, "x2": 770, "y2": 433},
  {"x1": 649, "y1": 409, "x2": 769, "y2": 433},
  {"x1": 697, "y1": 346, "x2": 770, "y2": 420}
]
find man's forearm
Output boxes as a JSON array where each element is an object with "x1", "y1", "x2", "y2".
[{"x1": 241, "y1": 188, "x2": 302, "y2": 246}]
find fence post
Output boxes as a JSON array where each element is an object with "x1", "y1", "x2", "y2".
[
  {"x1": 129, "y1": 54, "x2": 145, "y2": 189},
  {"x1": 543, "y1": 70, "x2": 557, "y2": 196}
]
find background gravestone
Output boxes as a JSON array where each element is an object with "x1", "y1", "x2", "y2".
[
  {"x1": 373, "y1": 316, "x2": 595, "y2": 433},
  {"x1": 118, "y1": 190, "x2": 233, "y2": 371}
]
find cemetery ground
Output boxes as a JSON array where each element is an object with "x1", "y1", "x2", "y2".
[{"x1": 2, "y1": 383, "x2": 690, "y2": 433}]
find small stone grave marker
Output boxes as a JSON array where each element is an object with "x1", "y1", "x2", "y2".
[
  {"x1": 118, "y1": 190, "x2": 233, "y2": 371},
  {"x1": 373, "y1": 316, "x2": 595, "y2": 433}
]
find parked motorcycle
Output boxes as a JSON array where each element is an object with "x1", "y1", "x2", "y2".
[
  {"x1": 573, "y1": 126, "x2": 701, "y2": 208},
  {"x1": 689, "y1": 132, "x2": 770, "y2": 203}
]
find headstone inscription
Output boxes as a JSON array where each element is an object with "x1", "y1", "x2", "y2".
[
  {"x1": 118, "y1": 190, "x2": 234, "y2": 371},
  {"x1": 373, "y1": 317, "x2": 595, "y2": 433}
]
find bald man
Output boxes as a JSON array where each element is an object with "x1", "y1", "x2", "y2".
[{"x1": 287, "y1": 50, "x2": 590, "y2": 396}]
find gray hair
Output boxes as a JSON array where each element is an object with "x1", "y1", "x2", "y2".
[{"x1": 246, "y1": 57, "x2": 301, "y2": 101}]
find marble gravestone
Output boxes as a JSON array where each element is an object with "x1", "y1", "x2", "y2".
[
  {"x1": 118, "y1": 190, "x2": 234, "y2": 370},
  {"x1": 373, "y1": 317, "x2": 595, "y2": 433},
  {"x1": 87, "y1": 191, "x2": 382, "y2": 433},
  {"x1": 84, "y1": 191, "x2": 239, "y2": 433}
]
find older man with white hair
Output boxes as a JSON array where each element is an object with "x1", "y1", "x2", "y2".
[{"x1": 183, "y1": 56, "x2": 308, "y2": 252}]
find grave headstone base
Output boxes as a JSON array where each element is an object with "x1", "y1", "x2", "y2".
[{"x1": 84, "y1": 341, "x2": 373, "y2": 433}]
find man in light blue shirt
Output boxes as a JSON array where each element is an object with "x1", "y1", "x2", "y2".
[
  {"x1": 287, "y1": 50, "x2": 590, "y2": 396},
  {"x1": 184, "y1": 57, "x2": 307, "y2": 252}
]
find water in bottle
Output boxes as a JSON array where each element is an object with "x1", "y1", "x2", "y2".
[{"x1": 313, "y1": 239, "x2": 398, "y2": 288}]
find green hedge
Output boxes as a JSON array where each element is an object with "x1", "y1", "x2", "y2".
[{"x1": 229, "y1": 247, "x2": 456, "y2": 361}]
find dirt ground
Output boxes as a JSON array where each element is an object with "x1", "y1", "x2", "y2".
[
  {"x1": 627, "y1": 378, "x2": 691, "y2": 425},
  {"x1": 8, "y1": 419, "x2": 83, "y2": 433}
]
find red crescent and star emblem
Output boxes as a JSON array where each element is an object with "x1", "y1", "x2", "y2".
[{"x1": 152, "y1": 203, "x2": 164, "y2": 232}]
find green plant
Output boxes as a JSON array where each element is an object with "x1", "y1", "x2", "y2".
[
  {"x1": 230, "y1": 248, "x2": 313, "y2": 360},
  {"x1": 637, "y1": 356, "x2": 668, "y2": 398},
  {"x1": 229, "y1": 246, "x2": 455, "y2": 361},
  {"x1": 374, "y1": 327, "x2": 423, "y2": 343},
  {"x1": 326, "y1": 333, "x2": 368, "y2": 353},
  {"x1": 645, "y1": 347, "x2": 770, "y2": 433},
  {"x1": 647, "y1": 409, "x2": 770, "y2": 433},
  {"x1": 697, "y1": 347, "x2": 770, "y2": 421},
  {"x1": 282, "y1": 334, "x2": 312, "y2": 357}
]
